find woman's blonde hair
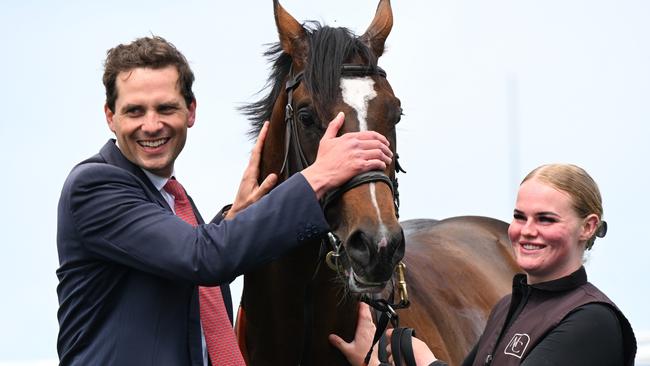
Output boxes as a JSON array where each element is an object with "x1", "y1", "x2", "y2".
[{"x1": 522, "y1": 163, "x2": 607, "y2": 250}]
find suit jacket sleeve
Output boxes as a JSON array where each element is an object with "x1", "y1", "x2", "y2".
[{"x1": 59, "y1": 162, "x2": 329, "y2": 285}]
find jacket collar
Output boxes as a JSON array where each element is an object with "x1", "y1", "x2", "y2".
[
  {"x1": 513, "y1": 266, "x2": 588, "y2": 293},
  {"x1": 98, "y1": 139, "x2": 172, "y2": 212}
]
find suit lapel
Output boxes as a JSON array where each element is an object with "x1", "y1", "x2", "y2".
[{"x1": 98, "y1": 139, "x2": 172, "y2": 212}]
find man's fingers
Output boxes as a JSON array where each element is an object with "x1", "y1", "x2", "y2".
[
  {"x1": 256, "y1": 173, "x2": 278, "y2": 198},
  {"x1": 355, "y1": 141, "x2": 393, "y2": 163},
  {"x1": 352, "y1": 135, "x2": 392, "y2": 159},
  {"x1": 255, "y1": 121, "x2": 270, "y2": 151},
  {"x1": 351, "y1": 130, "x2": 391, "y2": 147},
  {"x1": 367, "y1": 149, "x2": 393, "y2": 166},
  {"x1": 249, "y1": 121, "x2": 270, "y2": 168},
  {"x1": 323, "y1": 112, "x2": 345, "y2": 140},
  {"x1": 376, "y1": 140, "x2": 393, "y2": 159}
]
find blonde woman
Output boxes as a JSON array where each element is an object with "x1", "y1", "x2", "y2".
[{"x1": 332, "y1": 164, "x2": 637, "y2": 366}]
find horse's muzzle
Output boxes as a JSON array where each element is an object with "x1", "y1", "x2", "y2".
[{"x1": 345, "y1": 227, "x2": 405, "y2": 293}]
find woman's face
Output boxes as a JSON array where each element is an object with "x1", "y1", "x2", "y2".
[{"x1": 508, "y1": 178, "x2": 596, "y2": 284}]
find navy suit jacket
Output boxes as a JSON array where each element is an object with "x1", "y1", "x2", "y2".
[{"x1": 56, "y1": 140, "x2": 329, "y2": 365}]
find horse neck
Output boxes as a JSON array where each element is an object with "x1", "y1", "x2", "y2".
[
  {"x1": 242, "y1": 99, "x2": 359, "y2": 363},
  {"x1": 241, "y1": 238, "x2": 358, "y2": 365}
]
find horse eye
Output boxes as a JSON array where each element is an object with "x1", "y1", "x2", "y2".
[{"x1": 298, "y1": 110, "x2": 316, "y2": 127}]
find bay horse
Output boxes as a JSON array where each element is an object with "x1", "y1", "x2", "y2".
[{"x1": 237, "y1": 1, "x2": 520, "y2": 365}]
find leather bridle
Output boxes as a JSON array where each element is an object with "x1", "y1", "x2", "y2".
[{"x1": 282, "y1": 63, "x2": 410, "y2": 366}]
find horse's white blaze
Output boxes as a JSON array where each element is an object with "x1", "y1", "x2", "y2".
[
  {"x1": 341, "y1": 77, "x2": 388, "y2": 249},
  {"x1": 369, "y1": 183, "x2": 390, "y2": 249},
  {"x1": 340, "y1": 77, "x2": 376, "y2": 132}
]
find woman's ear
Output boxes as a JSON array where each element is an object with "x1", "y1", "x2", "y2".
[{"x1": 580, "y1": 214, "x2": 600, "y2": 242}]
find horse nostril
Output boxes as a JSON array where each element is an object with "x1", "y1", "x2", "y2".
[
  {"x1": 378, "y1": 229, "x2": 406, "y2": 271},
  {"x1": 346, "y1": 230, "x2": 372, "y2": 268},
  {"x1": 346, "y1": 228, "x2": 405, "y2": 275}
]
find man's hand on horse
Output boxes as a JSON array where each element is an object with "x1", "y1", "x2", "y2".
[
  {"x1": 226, "y1": 121, "x2": 278, "y2": 219},
  {"x1": 302, "y1": 111, "x2": 393, "y2": 199}
]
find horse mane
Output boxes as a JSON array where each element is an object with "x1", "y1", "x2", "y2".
[{"x1": 242, "y1": 21, "x2": 378, "y2": 139}]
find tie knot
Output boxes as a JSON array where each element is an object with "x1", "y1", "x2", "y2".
[{"x1": 163, "y1": 178, "x2": 187, "y2": 200}]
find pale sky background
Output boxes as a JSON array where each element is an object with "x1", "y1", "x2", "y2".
[{"x1": 1, "y1": 0, "x2": 648, "y2": 364}]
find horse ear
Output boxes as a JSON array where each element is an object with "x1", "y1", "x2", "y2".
[
  {"x1": 360, "y1": 0, "x2": 393, "y2": 57},
  {"x1": 273, "y1": 0, "x2": 308, "y2": 68}
]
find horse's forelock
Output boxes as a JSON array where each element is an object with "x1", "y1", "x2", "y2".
[
  {"x1": 241, "y1": 22, "x2": 377, "y2": 139},
  {"x1": 304, "y1": 24, "x2": 377, "y2": 120}
]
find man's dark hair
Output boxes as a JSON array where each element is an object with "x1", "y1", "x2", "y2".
[{"x1": 103, "y1": 36, "x2": 195, "y2": 112}]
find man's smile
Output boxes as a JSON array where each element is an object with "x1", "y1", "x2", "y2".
[{"x1": 138, "y1": 138, "x2": 170, "y2": 149}]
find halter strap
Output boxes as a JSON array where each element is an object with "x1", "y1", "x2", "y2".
[
  {"x1": 341, "y1": 64, "x2": 387, "y2": 77},
  {"x1": 321, "y1": 171, "x2": 395, "y2": 212},
  {"x1": 280, "y1": 71, "x2": 309, "y2": 175}
]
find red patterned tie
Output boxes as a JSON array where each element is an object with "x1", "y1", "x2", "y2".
[{"x1": 164, "y1": 178, "x2": 245, "y2": 366}]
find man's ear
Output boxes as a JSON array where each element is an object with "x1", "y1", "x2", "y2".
[
  {"x1": 187, "y1": 99, "x2": 197, "y2": 128},
  {"x1": 104, "y1": 103, "x2": 116, "y2": 133},
  {"x1": 580, "y1": 213, "x2": 599, "y2": 241}
]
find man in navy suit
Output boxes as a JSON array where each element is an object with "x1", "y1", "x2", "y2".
[{"x1": 56, "y1": 36, "x2": 393, "y2": 365}]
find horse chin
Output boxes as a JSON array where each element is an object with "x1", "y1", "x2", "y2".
[{"x1": 347, "y1": 270, "x2": 387, "y2": 294}]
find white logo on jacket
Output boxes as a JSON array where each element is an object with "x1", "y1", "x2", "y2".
[{"x1": 504, "y1": 333, "x2": 530, "y2": 358}]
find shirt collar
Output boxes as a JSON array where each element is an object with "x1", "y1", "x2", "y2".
[
  {"x1": 113, "y1": 139, "x2": 174, "y2": 191},
  {"x1": 141, "y1": 168, "x2": 175, "y2": 192}
]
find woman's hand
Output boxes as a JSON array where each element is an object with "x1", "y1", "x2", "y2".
[
  {"x1": 329, "y1": 301, "x2": 439, "y2": 366},
  {"x1": 385, "y1": 328, "x2": 438, "y2": 365},
  {"x1": 329, "y1": 302, "x2": 380, "y2": 366}
]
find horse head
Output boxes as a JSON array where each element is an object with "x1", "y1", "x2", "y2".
[
  {"x1": 239, "y1": 3, "x2": 405, "y2": 364},
  {"x1": 256, "y1": 0, "x2": 404, "y2": 294}
]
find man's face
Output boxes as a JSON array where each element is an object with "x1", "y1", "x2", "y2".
[{"x1": 105, "y1": 66, "x2": 195, "y2": 177}]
